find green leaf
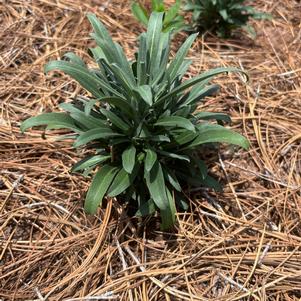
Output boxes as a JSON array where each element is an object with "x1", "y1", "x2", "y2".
[
  {"x1": 164, "y1": 0, "x2": 181, "y2": 25},
  {"x1": 84, "y1": 165, "x2": 119, "y2": 214},
  {"x1": 64, "y1": 52, "x2": 87, "y2": 67},
  {"x1": 145, "y1": 161, "x2": 167, "y2": 210},
  {"x1": 135, "y1": 85, "x2": 153, "y2": 106},
  {"x1": 158, "y1": 150, "x2": 190, "y2": 162},
  {"x1": 180, "y1": 84, "x2": 220, "y2": 107},
  {"x1": 219, "y1": 9, "x2": 228, "y2": 21},
  {"x1": 131, "y1": 2, "x2": 149, "y2": 26},
  {"x1": 99, "y1": 108, "x2": 130, "y2": 132},
  {"x1": 194, "y1": 112, "x2": 231, "y2": 124},
  {"x1": 151, "y1": 0, "x2": 165, "y2": 12},
  {"x1": 135, "y1": 199, "x2": 156, "y2": 217},
  {"x1": 175, "y1": 193, "x2": 189, "y2": 210},
  {"x1": 147, "y1": 135, "x2": 171, "y2": 142},
  {"x1": 155, "y1": 116, "x2": 196, "y2": 132},
  {"x1": 20, "y1": 113, "x2": 78, "y2": 133},
  {"x1": 167, "y1": 33, "x2": 198, "y2": 81},
  {"x1": 107, "y1": 165, "x2": 139, "y2": 197},
  {"x1": 122, "y1": 145, "x2": 136, "y2": 173},
  {"x1": 163, "y1": 168, "x2": 182, "y2": 192},
  {"x1": 146, "y1": 12, "x2": 164, "y2": 76},
  {"x1": 137, "y1": 33, "x2": 148, "y2": 85},
  {"x1": 87, "y1": 13, "x2": 134, "y2": 83},
  {"x1": 71, "y1": 154, "x2": 111, "y2": 173},
  {"x1": 74, "y1": 128, "x2": 123, "y2": 147},
  {"x1": 84, "y1": 97, "x2": 134, "y2": 120},
  {"x1": 183, "y1": 123, "x2": 250, "y2": 150},
  {"x1": 202, "y1": 175, "x2": 222, "y2": 192},
  {"x1": 109, "y1": 63, "x2": 137, "y2": 96},
  {"x1": 173, "y1": 130, "x2": 198, "y2": 146},
  {"x1": 45, "y1": 60, "x2": 106, "y2": 99},
  {"x1": 59, "y1": 103, "x2": 107, "y2": 130},
  {"x1": 145, "y1": 148, "x2": 157, "y2": 172},
  {"x1": 160, "y1": 188, "x2": 176, "y2": 230},
  {"x1": 159, "y1": 67, "x2": 248, "y2": 104}
]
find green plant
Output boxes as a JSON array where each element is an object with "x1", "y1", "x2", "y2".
[
  {"x1": 21, "y1": 12, "x2": 249, "y2": 229},
  {"x1": 131, "y1": 0, "x2": 187, "y2": 33},
  {"x1": 184, "y1": 0, "x2": 271, "y2": 38}
]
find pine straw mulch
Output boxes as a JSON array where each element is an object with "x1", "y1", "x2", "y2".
[{"x1": 1, "y1": 0, "x2": 301, "y2": 300}]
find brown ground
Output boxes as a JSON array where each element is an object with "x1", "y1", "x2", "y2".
[{"x1": 1, "y1": 0, "x2": 301, "y2": 300}]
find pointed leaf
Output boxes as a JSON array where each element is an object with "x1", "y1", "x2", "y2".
[
  {"x1": 135, "y1": 199, "x2": 156, "y2": 217},
  {"x1": 195, "y1": 112, "x2": 231, "y2": 124},
  {"x1": 159, "y1": 67, "x2": 248, "y2": 104},
  {"x1": 183, "y1": 123, "x2": 250, "y2": 150},
  {"x1": 45, "y1": 60, "x2": 124, "y2": 99},
  {"x1": 71, "y1": 155, "x2": 111, "y2": 173},
  {"x1": 167, "y1": 33, "x2": 198, "y2": 81},
  {"x1": 122, "y1": 145, "x2": 136, "y2": 173},
  {"x1": 21, "y1": 113, "x2": 78, "y2": 133},
  {"x1": 145, "y1": 149, "x2": 157, "y2": 172},
  {"x1": 135, "y1": 85, "x2": 153, "y2": 106},
  {"x1": 100, "y1": 108, "x2": 130, "y2": 132},
  {"x1": 146, "y1": 12, "x2": 164, "y2": 76},
  {"x1": 74, "y1": 128, "x2": 123, "y2": 147},
  {"x1": 107, "y1": 165, "x2": 139, "y2": 197},
  {"x1": 84, "y1": 165, "x2": 119, "y2": 214},
  {"x1": 155, "y1": 116, "x2": 195, "y2": 132},
  {"x1": 131, "y1": 2, "x2": 149, "y2": 26},
  {"x1": 145, "y1": 161, "x2": 167, "y2": 210},
  {"x1": 158, "y1": 150, "x2": 190, "y2": 162},
  {"x1": 160, "y1": 188, "x2": 176, "y2": 230}
]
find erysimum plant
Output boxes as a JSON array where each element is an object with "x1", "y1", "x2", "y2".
[
  {"x1": 185, "y1": 0, "x2": 271, "y2": 38},
  {"x1": 21, "y1": 12, "x2": 249, "y2": 229},
  {"x1": 131, "y1": 0, "x2": 187, "y2": 33}
]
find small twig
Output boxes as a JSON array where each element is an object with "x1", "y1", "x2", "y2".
[
  {"x1": 24, "y1": 201, "x2": 80, "y2": 223},
  {"x1": 0, "y1": 174, "x2": 24, "y2": 213},
  {"x1": 114, "y1": 237, "x2": 133, "y2": 301},
  {"x1": 225, "y1": 161, "x2": 299, "y2": 189},
  {"x1": 63, "y1": 292, "x2": 118, "y2": 301},
  {"x1": 219, "y1": 154, "x2": 246, "y2": 220},
  {"x1": 218, "y1": 272, "x2": 250, "y2": 293},
  {"x1": 258, "y1": 241, "x2": 272, "y2": 266},
  {"x1": 34, "y1": 287, "x2": 45, "y2": 301}
]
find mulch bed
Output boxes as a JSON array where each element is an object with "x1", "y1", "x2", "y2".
[{"x1": 1, "y1": 0, "x2": 301, "y2": 300}]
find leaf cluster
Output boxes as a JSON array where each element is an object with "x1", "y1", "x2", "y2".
[
  {"x1": 184, "y1": 0, "x2": 272, "y2": 38},
  {"x1": 131, "y1": 0, "x2": 187, "y2": 33},
  {"x1": 21, "y1": 13, "x2": 249, "y2": 229}
]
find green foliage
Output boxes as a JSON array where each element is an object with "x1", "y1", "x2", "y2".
[
  {"x1": 131, "y1": 0, "x2": 187, "y2": 33},
  {"x1": 184, "y1": 0, "x2": 272, "y2": 38},
  {"x1": 21, "y1": 13, "x2": 249, "y2": 229}
]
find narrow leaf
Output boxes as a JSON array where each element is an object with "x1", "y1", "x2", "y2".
[
  {"x1": 122, "y1": 145, "x2": 136, "y2": 173},
  {"x1": 183, "y1": 123, "x2": 250, "y2": 150},
  {"x1": 195, "y1": 112, "x2": 231, "y2": 124},
  {"x1": 131, "y1": 2, "x2": 149, "y2": 26},
  {"x1": 155, "y1": 116, "x2": 195, "y2": 132},
  {"x1": 100, "y1": 108, "x2": 130, "y2": 132},
  {"x1": 145, "y1": 148, "x2": 157, "y2": 172},
  {"x1": 74, "y1": 128, "x2": 123, "y2": 147},
  {"x1": 135, "y1": 199, "x2": 156, "y2": 217},
  {"x1": 107, "y1": 166, "x2": 139, "y2": 197},
  {"x1": 84, "y1": 165, "x2": 119, "y2": 214},
  {"x1": 160, "y1": 188, "x2": 176, "y2": 230},
  {"x1": 145, "y1": 161, "x2": 167, "y2": 210},
  {"x1": 71, "y1": 155, "x2": 111, "y2": 173},
  {"x1": 21, "y1": 113, "x2": 78, "y2": 133}
]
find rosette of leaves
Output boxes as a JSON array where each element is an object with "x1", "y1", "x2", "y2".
[
  {"x1": 184, "y1": 0, "x2": 271, "y2": 38},
  {"x1": 21, "y1": 12, "x2": 249, "y2": 229},
  {"x1": 131, "y1": 0, "x2": 187, "y2": 33}
]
